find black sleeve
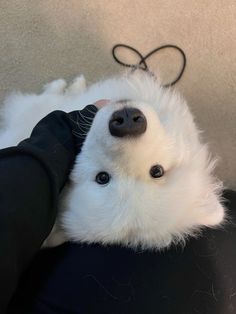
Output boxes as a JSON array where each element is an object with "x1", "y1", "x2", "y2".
[{"x1": 0, "y1": 105, "x2": 97, "y2": 313}]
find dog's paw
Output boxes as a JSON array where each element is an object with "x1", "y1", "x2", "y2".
[
  {"x1": 43, "y1": 79, "x2": 67, "y2": 94},
  {"x1": 66, "y1": 75, "x2": 87, "y2": 95}
]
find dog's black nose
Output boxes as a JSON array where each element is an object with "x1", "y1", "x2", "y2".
[{"x1": 109, "y1": 107, "x2": 147, "y2": 137}]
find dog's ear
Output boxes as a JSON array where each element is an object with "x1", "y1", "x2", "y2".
[{"x1": 196, "y1": 193, "x2": 225, "y2": 227}]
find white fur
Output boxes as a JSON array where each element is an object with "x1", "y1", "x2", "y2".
[{"x1": 0, "y1": 71, "x2": 225, "y2": 250}]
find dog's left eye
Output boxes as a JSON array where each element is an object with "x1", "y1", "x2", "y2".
[
  {"x1": 150, "y1": 165, "x2": 164, "y2": 178},
  {"x1": 95, "y1": 172, "x2": 110, "y2": 185}
]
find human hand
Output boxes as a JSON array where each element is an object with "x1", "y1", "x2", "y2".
[
  {"x1": 68, "y1": 99, "x2": 110, "y2": 153},
  {"x1": 94, "y1": 99, "x2": 110, "y2": 109},
  {"x1": 17, "y1": 100, "x2": 110, "y2": 191}
]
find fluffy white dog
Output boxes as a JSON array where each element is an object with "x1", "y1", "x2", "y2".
[{"x1": 0, "y1": 71, "x2": 225, "y2": 249}]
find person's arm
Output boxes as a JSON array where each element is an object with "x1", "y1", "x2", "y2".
[{"x1": 0, "y1": 105, "x2": 98, "y2": 313}]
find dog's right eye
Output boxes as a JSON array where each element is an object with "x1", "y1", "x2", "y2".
[
  {"x1": 150, "y1": 164, "x2": 164, "y2": 179},
  {"x1": 95, "y1": 172, "x2": 110, "y2": 185}
]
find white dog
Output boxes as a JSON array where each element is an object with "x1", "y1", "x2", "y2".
[{"x1": 0, "y1": 71, "x2": 225, "y2": 249}]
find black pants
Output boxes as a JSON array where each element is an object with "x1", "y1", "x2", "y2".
[{"x1": 7, "y1": 190, "x2": 236, "y2": 314}]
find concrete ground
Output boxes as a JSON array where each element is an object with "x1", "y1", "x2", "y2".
[{"x1": 0, "y1": 0, "x2": 235, "y2": 189}]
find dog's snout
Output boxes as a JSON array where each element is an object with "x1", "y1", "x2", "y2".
[{"x1": 109, "y1": 107, "x2": 147, "y2": 137}]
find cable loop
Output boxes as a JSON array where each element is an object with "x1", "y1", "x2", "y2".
[{"x1": 112, "y1": 44, "x2": 186, "y2": 87}]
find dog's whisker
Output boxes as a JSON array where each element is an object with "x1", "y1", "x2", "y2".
[
  {"x1": 72, "y1": 131, "x2": 86, "y2": 139},
  {"x1": 83, "y1": 107, "x2": 98, "y2": 115},
  {"x1": 73, "y1": 124, "x2": 91, "y2": 133},
  {"x1": 72, "y1": 128, "x2": 87, "y2": 135},
  {"x1": 77, "y1": 111, "x2": 95, "y2": 123},
  {"x1": 79, "y1": 122, "x2": 92, "y2": 128}
]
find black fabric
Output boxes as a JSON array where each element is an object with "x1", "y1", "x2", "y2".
[
  {"x1": 0, "y1": 105, "x2": 97, "y2": 313},
  {"x1": 18, "y1": 105, "x2": 98, "y2": 193},
  {"x1": 7, "y1": 190, "x2": 236, "y2": 314}
]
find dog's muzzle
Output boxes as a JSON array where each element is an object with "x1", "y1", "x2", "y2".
[{"x1": 109, "y1": 107, "x2": 147, "y2": 137}]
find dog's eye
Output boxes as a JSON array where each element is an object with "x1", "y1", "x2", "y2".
[
  {"x1": 95, "y1": 172, "x2": 110, "y2": 185},
  {"x1": 150, "y1": 165, "x2": 164, "y2": 178}
]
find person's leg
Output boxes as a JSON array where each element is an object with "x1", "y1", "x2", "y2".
[{"x1": 8, "y1": 191, "x2": 236, "y2": 314}]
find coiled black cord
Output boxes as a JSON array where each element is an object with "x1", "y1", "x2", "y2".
[{"x1": 112, "y1": 44, "x2": 186, "y2": 87}]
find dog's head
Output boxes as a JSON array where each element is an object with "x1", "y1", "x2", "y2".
[{"x1": 63, "y1": 72, "x2": 225, "y2": 249}]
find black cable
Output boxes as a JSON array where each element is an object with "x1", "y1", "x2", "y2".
[{"x1": 112, "y1": 44, "x2": 186, "y2": 87}]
